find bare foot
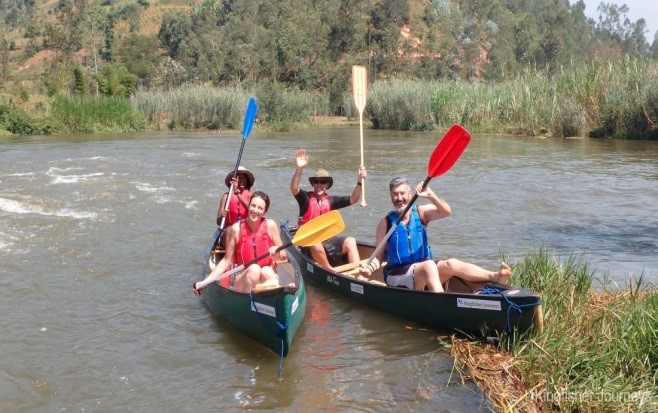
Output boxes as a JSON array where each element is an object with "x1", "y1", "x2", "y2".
[{"x1": 495, "y1": 263, "x2": 512, "y2": 284}]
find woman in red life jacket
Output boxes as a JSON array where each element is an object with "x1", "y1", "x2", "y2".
[
  {"x1": 196, "y1": 190, "x2": 286, "y2": 293},
  {"x1": 217, "y1": 166, "x2": 255, "y2": 245}
]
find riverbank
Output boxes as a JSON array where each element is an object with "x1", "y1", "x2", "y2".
[
  {"x1": 451, "y1": 249, "x2": 658, "y2": 412},
  {"x1": 3, "y1": 58, "x2": 656, "y2": 139}
]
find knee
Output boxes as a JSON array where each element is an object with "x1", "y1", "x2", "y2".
[
  {"x1": 246, "y1": 264, "x2": 261, "y2": 276},
  {"x1": 442, "y1": 258, "x2": 459, "y2": 269},
  {"x1": 344, "y1": 237, "x2": 357, "y2": 250},
  {"x1": 310, "y1": 243, "x2": 324, "y2": 254},
  {"x1": 437, "y1": 258, "x2": 457, "y2": 275},
  {"x1": 418, "y1": 260, "x2": 439, "y2": 276}
]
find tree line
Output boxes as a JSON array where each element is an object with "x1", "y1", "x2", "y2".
[{"x1": 1, "y1": 0, "x2": 657, "y2": 135}]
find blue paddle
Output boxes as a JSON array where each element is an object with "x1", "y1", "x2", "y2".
[{"x1": 219, "y1": 97, "x2": 258, "y2": 229}]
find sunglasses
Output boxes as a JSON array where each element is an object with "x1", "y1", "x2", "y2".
[{"x1": 313, "y1": 179, "x2": 330, "y2": 185}]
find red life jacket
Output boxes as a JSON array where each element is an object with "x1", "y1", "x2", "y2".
[
  {"x1": 226, "y1": 189, "x2": 250, "y2": 225},
  {"x1": 298, "y1": 192, "x2": 331, "y2": 225},
  {"x1": 235, "y1": 218, "x2": 274, "y2": 267}
]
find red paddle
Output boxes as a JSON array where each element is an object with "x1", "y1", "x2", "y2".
[{"x1": 365, "y1": 124, "x2": 471, "y2": 267}]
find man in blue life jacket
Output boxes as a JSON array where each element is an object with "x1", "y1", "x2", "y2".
[
  {"x1": 291, "y1": 148, "x2": 367, "y2": 270},
  {"x1": 359, "y1": 177, "x2": 511, "y2": 291}
]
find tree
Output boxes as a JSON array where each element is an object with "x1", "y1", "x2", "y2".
[
  {"x1": 158, "y1": 12, "x2": 192, "y2": 59},
  {"x1": 595, "y1": 2, "x2": 649, "y2": 57},
  {"x1": 95, "y1": 64, "x2": 137, "y2": 97},
  {"x1": 72, "y1": 66, "x2": 88, "y2": 96},
  {"x1": 114, "y1": 34, "x2": 162, "y2": 88}
]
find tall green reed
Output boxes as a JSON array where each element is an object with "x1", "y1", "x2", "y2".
[
  {"x1": 368, "y1": 59, "x2": 658, "y2": 139},
  {"x1": 51, "y1": 95, "x2": 145, "y2": 133},
  {"x1": 132, "y1": 85, "x2": 248, "y2": 131},
  {"x1": 508, "y1": 249, "x2": 658, "y2": 412},
  {"x1": 132, "y1": 82, "x2": 328, "y2": 132}
]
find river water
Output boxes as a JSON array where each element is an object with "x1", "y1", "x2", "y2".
[{"x1": 1, "y1": 128, "x2": 656, "y2": 412}]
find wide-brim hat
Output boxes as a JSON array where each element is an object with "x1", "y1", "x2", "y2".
[
  {"x1": 224, "y1": 166, "x2": 255, "y2": 189},
  {"x1": 308, "y1": 168, "x2": 333, "y2": 189}
]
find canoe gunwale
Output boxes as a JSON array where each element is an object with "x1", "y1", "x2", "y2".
[{"x1": 280, "y1": 222, "x2": 542, "y2": 337}]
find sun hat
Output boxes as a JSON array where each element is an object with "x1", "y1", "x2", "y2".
[
  {"x1": 224, "y1": 166, "x2": 255, "y2": 189},
  {"x1": 308, "y1": 168, "x2": 333, "y2": 189}
]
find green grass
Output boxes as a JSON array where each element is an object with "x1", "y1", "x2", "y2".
[
  {"x1": 503, "y1": 249, "x2": 658, "y2": 412},
  {"x1": 132, "y1": 81, "x2": 326, "y2": 132},
  {"x1": 51, "y1": 95, "x2": 145, "y2": 133},
  {"x1": 368, "y1": 59, "x2": 658, "y2": 139}
]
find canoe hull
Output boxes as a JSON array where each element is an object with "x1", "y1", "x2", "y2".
[
  {"x1": 281, "y1": 223, "x2": 542, "y2": 337},
  {"x1": 201, "y1": 228, "x2": 306, "y2": 357}
]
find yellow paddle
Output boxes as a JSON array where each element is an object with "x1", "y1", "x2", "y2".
[{"x1": 352, "y1": 65, "x2": 367, "y2": 207}]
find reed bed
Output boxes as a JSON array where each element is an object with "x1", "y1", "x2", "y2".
[
  {"x1": 50, "y1": 95, "x2": 145, "y2": 133},
  {"x1": 126, "y1": 59, "x2": 656, "y2": 138},
  {"x1": 451, "y1": 249, "x2": 658, "y2": 412},
  {"x1": 131, "y1": 85, "x2": 248, "y2": 131},
  {"x1": 132, "y1": 82, "x2": 328, "y2": 132},
  {"x1": 368, "y1": 58, "x2": 658, "y2": 139}
]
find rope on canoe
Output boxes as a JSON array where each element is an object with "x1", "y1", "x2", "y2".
[
  {"x1": 248, "y1": 292, "x2": 291, "y2": 377},
  {"x1": 473, "y1": 286, "x2": 542, "y2": 332}
]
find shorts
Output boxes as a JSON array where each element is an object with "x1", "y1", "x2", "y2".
[
  {"x1": 301, "y1": 236, "x2": 346, "y2": 267},
  {"x1": 384, "y1": 263, "x2": 416, "y2": 289}
]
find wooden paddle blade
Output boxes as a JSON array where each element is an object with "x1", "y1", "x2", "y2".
[
  {"x1": 292, "y1": 210, "x2": 345, "y2": 247},
  {"x1": 241, "y1": 97, "x2": 258, "y2": 139},
  {"x1": 427, "y1": 124, "x2": 471, "y2": 178},
  {"x1": 352, "y1": 65, "x2": 367, "y2": 113}
]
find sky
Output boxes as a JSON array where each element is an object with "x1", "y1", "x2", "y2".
[{"x1": 580, "y1": 0, "x2": 658, "y2": 42}]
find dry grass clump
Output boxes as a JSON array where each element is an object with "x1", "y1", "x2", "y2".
[{"x1": 451, "y1": 337, "x2": 544, "y2": 413}]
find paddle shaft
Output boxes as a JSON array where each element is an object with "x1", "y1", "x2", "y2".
[
  {"x1": 217, "y1": 242, "x2": 290, "y2": 282},
  {"x1": 352, "y1": 65, "x2": 367, "y2": 207},
  {"x1": 366, "y1": 176, "x2": 430, "y2": 266},
  {"x1": 219, "y1": 138, "x2": 247, "y2": 230},
  {"x1": 219, "y1": 98, "x2": 257, "y2": 229},
  {"x1": 199, "y1": 210, "x2": 346, "y2": 289},
  {"x1": 359, "y1": 111, "x2": 366, "y2": 206}
]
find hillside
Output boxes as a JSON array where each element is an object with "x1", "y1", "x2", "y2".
[{"x1": 1, "y1": 0, "x2": 656, "y2": 110}]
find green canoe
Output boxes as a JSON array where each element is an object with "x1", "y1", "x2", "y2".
[
  {"x1": 200, "y1": 227, "x2": 306, "y2": 357},
  {"x1": 280, "y1": 223, "x2": 542, "y2": 338}
]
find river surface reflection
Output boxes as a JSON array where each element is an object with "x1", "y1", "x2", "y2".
[{"x1": 1, "y1": 128, "x2": 656, "y2": 411}]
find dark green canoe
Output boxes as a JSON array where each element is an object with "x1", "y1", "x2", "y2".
[
  {"x1": 200, "y1": 227, "x2": 306, "y2": 357},
  {"x1": 280, "y1": 223, "x2": 542, "y2": 338}
]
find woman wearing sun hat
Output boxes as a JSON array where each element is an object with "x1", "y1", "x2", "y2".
[
  {"x1": 290, "y1": 148, "x2": 367, "y2": 270},
  {"x1": 217, "y1": 166, "x2": 255, "y2": 243}
]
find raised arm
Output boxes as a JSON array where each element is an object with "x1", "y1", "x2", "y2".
[
  {"x1": 415, "y1": 183, "x2": 451, "y2": 224},
  {"x1": 349, "y1": 166, "x2": 367, "y2": 205},
  {"x1": 290, "y1": 148, "x2": 309, "y2": 196},
  {"x1": 228, "y1": 177, "x2": 249, "y2": 209}
]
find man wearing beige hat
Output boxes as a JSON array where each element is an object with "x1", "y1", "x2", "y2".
[{"x1": 291, "y1": 148, "x2": 367, "y2": 270}]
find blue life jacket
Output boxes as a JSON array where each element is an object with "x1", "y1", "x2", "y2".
[{"x1": 385, "y1": 205, "x2": 432, "y2": 266}]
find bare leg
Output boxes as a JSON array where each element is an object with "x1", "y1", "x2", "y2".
[
  {"x1": 259, "y1": 266, "x2": 280, "y2": 285},
  {"x1": 437, "y1": 259, "x2": 512, "y2": 285},
  {"x1": 309, "y1": 243, "x2": 332, "y2": 270},
  {"x1": 412, "y1": 261, "x2": 444, "y2": 292},
  {"x1": 342, "y1": 237, "x2": 361, "y2": 265},
  {"x1": 234, "y1": 264, "x2": 261, "y2": 293}
]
